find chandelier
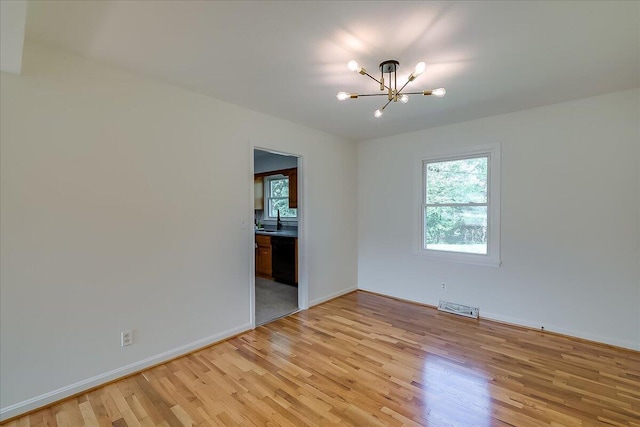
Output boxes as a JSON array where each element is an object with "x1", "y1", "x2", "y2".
[{"x1": 336, "y1": 59, "x2": 446, "y2": 118}]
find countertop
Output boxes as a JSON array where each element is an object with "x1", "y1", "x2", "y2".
[{"x1": 255, "y1": 229, "x2": 298, "y2": 238}]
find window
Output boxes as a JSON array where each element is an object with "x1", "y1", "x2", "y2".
[
  {"x1": 421, "y1": 144, "x2": 500, "y2": 266},
  {"x1": 266, "y1": 175, "x2": 297, "y2": 218}
]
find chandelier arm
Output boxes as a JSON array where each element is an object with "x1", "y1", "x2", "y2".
[
  {"x1": 402, "y1": 91, "x2": 426, "y2": 95},
  {"x1": 396, "y1": 79, "x2": 413, "y2": 95},
  {"x1": 357, "y1": 93, "x2": 392, "y2": 97},
  {"x1": 394, "y1": 69, "x2": 397, "y2": 93},
  {"x1": 380, "y1": 98, "x2": 393, "y2": 111},
  {"x1": 361, "y1": 71, "x2": 394, "y2": 92},
  {"x1": 362, "y1": 71, "x2": 382, "y2": 86}
]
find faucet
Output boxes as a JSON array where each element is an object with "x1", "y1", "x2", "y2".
[{"x1": 277, "y1": 209, "x2": 283, "y2": 230}]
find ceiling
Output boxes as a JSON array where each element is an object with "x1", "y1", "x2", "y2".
[
  {"x1": 254, "y1": 149, "x2": 295, "y2": 163},
  {"x1": 25, "y1": 1, "x2": 639, "y2": 142}
]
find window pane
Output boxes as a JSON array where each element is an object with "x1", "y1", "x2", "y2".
[
  {"x1": 426, "y1": 157, "x2": 487, "y2": 204},
  {"x1": 269, "y1": 198, "x2": 297, "y2": 218},
  {"x1": 270, "y1": 178, "x2": 289, "y2": 197},
  {"x1": 424, "y1": 206, "x2": 487, "y2": 254}
]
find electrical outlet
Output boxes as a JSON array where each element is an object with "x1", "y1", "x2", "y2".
[
  {"x1": 441, "y1": 283, "x2": 446, "y2": 290},
  {"x1": 121, "y1": 330, "x2": 133, "y2": 347}
]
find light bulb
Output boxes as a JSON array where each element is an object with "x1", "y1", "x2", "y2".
[
  {"x1": 400, "y1": 94, "x2": 409, "y2": 104},
  {"x1": 374, "y1": 109, "x2": 383, "y2": 118},
  {"x1": 408, "y1": 61, "x2": 426, "y2": 81},
  {"x1": 336, "y1": 91, "x2": 349, "y2": 101},
  {"x1": 347, "y1": 60, "x2": 360, "y2": 72},
  {"x1": 432, "y1": 88, "x2": 446, "y2": 97}
]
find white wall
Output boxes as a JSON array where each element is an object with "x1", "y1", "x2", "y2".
[
  {"x1": 0, "y1": 0, "x2": 27, "y2": 74},
  {"x1": 0, "y1": 43, "x2": 358, "y2": 418},
  {"x1": 358, "y1": 89, "x2": 640, "y2": 350}
]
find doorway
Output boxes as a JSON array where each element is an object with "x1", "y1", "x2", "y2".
[{"x1": 253, "y1": 148, "x2": 301, "y2": 326}]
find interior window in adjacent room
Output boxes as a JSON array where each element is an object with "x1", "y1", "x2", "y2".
[
  {"x1": 266, "y1": 175, "x2": 297, "y2": 218},
  {"x1": 422, "y1": 144, "x2": 500, "y2": 266}
]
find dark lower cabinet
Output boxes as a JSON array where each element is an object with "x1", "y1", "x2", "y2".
[{"x1": 271, "y1": 237, "x2": 296, "y2": 285}]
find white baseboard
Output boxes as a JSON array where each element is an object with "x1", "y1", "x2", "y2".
[
  {"x1": 0, "y1": 323, "x2": 252, "y2": 421},
  {"x1": 359, "y1": 287, "x2": 639, "y2": 351},
  {"x1": 480, "y1": 311, "x2": 640, "y2": 351},
  {"x1": 309, "y1": 285, "x2": 357, "y2": 307}
]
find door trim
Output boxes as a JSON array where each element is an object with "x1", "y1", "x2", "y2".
[{"x1": 249, "y1": 145, "x2": 307, "y2": 329}]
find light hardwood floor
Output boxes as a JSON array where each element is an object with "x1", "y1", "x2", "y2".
[{"x1": 4, "y1": 291, "x2": 640, "y2": 426}]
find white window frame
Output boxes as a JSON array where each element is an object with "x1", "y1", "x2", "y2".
[
  {"x1": 419, "y1": 143, "x2": 501, "y2": 267},
  {"x1": 265, "y1": 174, "x2": 297, "y2": 220}
]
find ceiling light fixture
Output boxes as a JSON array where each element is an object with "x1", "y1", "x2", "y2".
[{"x1": 336, "y1": 59, "x2": 446, "y2": 118}]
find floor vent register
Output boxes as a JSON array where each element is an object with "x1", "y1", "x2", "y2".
[{"x1": 438, "y1": 300, "x2": 479, "y2": 319}]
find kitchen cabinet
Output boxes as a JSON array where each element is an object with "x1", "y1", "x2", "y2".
[
  {"x1": 288, "y1": 169, "x2": 297, "y2": 209},
  {"x1": 255, "y1": 234, "x2": 272, "y2": 277},
  {"x1": 254, "y1": 176, "x2": 264, "y2": 210}
]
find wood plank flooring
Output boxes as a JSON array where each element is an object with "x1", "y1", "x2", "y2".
[{"x1": 4, "y1": 291, "x2": 640, "y2": 426}]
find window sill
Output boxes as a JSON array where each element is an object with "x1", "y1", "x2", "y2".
[{"x1": 417, "y1": 249, "x2": 501, "y2": 267}]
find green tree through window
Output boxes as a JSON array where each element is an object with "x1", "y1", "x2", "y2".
[
  {"x1": 425, "y1": 156, "x2": 488, "y2": 254},
  {"x1": 268, "y1": 177, "x2": 297, "y2": 218}
]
